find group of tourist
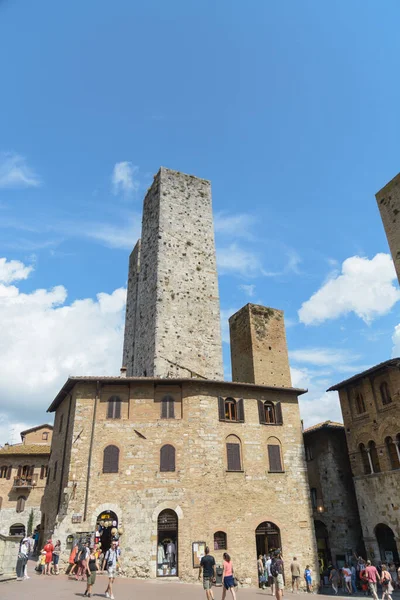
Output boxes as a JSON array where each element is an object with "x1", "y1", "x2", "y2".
[
  {"x1": 258, "y1": 553, "x2": 314, "y2": 595},
  {"x1": 328, "y1": 557, "x2": 400, "y2": 600}
]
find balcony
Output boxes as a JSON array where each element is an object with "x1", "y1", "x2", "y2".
[{"x1": 13, "y1": 474, "x2": 38, "y2": 489}]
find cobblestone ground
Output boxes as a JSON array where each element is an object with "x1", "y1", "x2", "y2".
[{"x1": 3, "y1": 572, "x2": 400, "y2": 600}]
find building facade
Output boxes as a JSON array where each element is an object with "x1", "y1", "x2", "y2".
[
  {"x1": 303, "y1": 421, "x2": 364, "y2": 569},
  {"x1": 41, "y1": 168, "x2": 318, "y2": 585},
  {"x1": 328, "y1": 359, "x2": 400, "y2": 565},
  {"x1": 376, "y1": 172, "x2": 400, "y2": 284},
  {"x1": 0, "y1": 424, "x2": 52, "y2": 537}
]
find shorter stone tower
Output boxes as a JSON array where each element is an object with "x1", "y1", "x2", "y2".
[
  {"x1": 229, "y1": 303, "x2": 292, "y2": 387},
  {"x1": 376, "y1": 173, "x2": 400, "y2": 285}
]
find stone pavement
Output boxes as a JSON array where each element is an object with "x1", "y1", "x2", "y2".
[{"x1": 2, "y1": 573, "x2": 400, "y2": 600}]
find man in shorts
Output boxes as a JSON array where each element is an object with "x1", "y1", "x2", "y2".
[
  {"x1": 290, "y1": 556, "x2": 301, "y2": 593},
  {"x1": 102, "y1": 541, "x2": 121, "y2": 600},
  {"x1": 266, "y1": 555, "x2": 275, "y2": 596},
  {"x1": 199, "y1": 546, "x2": 216, "y2": 600},
  {"x1": 271, "y1": 550, "x2": 284, "y2": 600}
]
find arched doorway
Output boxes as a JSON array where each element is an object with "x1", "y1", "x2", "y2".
[
  {"x1": 375, "y1": 523, "x2": 399, "y2": 563},
  {"x1": 96, "y1": 510, "x2": 119, "y2": 555},
  {"x1": 255, "y1": 521, "x2": 281, "y2": 557},
  {"x1": 314, "y1": 520, "x2": 332, "y2": 571},
  {"x1": 10, "y1": 523, "x2": 25, "y2": 536},
  {"x1": 157, "y1": 509, "x2": 178, "y2": 577}
]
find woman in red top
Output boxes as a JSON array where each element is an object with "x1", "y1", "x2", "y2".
[{"x1": 43, "y1": 539, "x2": 54, "y2": 575}]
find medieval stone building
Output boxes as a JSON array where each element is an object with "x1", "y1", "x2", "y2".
[
  {"x1": 376, "y1": 172, "x2": 400, "y2": 284},
  {"x1": 41, "y1": 168, "x2": 318, "y2": 584},
  {"x1": 0, "y1": 424, "x2": 52, "y2": 537},
  {"x1": 303, "y1": 421, "x2": 364, "y2": 569},
  {"x1": 328, "y1": 360, "x2": 400, "y2": 565}
]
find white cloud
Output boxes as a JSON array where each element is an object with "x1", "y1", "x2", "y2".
[
  {"x1": 299, "y1": 253, "x2": 400, "y2": 325},
  {"x1": 79, "y1": 215, "x2": 141, "y2": 249},
  {"x1": 217, "y1": 244, "x2": 264, "y2": 277},
  {"x1": 112, "y1": 161, "x2": 139, "y2": 196},
  {"x1": 0, "y1": 153, "x2": 41, "y2": 189},
  {"x1": 290, "y1": 366, "x2": 343, "y2": 428},
  {"x1": 0, "y1": 258, "x2": 33, "y2": 284},
  {"x1": 239, "y1": 284, "x2": 256, "y2": 297},
  {"x1": 214, "y1": 212, "x2": 256, "y2": 239},
  {"x1": 290, "y1": 347, "x2": 360, "y2": 368},
  {"x1": 0, "y1": 257, "x2": 127, "y2": 444},
  {"x1": 392, "y1": 323, "x2": 400, "y2": 357}
]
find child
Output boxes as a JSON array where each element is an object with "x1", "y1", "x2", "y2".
[
  {"x1": 39, "y1": 550, "x2": 47, "y2": 574},
  {"x1": 304, "y1": 565, "x2": 313, "y2": 593}
]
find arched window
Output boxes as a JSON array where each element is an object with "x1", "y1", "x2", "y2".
[
  {"x1": 226, "y1": 435, "x2": 242, "y2": 471},
  {"x1": 386, "y1": 437, "x2": 400, "y2": 470},
  {"x1": 380, "y1": 382, "x2": 392, "y2": 405},
  {"x1": 258, "y1": 401, "x2": 283, "y2": 425},
  {"x1": 214, "y1": 531, "x2": 227, "y2": 550},
  {"x1": 218, "y1": 397, "x2": 245, "y2": 422},
  {"x1": 359, "y1": 443, "x2": 371, "y2": 475},
  {"x1": 103, "y1": 445, "x2": 119, "y2": 473},
  {"x1": 225, "y1": 398, "x2": 237, "y2": 421},
  {"x1": 10, "y1": 523, "x2": 25, "y2": 536},
  {"x1": 16, "y1": 496, "x2": 26, "y2": 513},
  {"x1": 161, "y1": 395, "x2": 175, "y2": 419},
  {"x1": 160, "y1": 444, "x2": 175, "y2": 472},
  {"x1": 267, "y1": 437, "x2": 284, "y2": 473},
  {"x1": 107, "y1": 396, "x2": 121, "y2": 419},
  {"x1": 355, "y1": 392, "x2": 366, "y2": 414},
  {"x1": 310, "y1": 488, "x2": 317, "y2": 509},
  {"x1": 368, "y1": 441, "x2": 381, "y2": 473}
]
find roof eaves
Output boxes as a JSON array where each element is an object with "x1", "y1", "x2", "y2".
[{"x1": 327, "y1": 358, "x2": 400, "y2": 392}]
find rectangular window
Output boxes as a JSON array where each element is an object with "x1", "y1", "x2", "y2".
[
  {"x1": 311, "y1": 488, "x2": 318, "y2": 509},
  {"x1": 227, "y1": 443, "x2": 241, "y2": 471},
  {"x1": 42, "y1": 432, "x2": 48, "y2": 441},
  {"x1": 53, "y1": 461, "x2": 57, "y2": 481},
  {"x1": 268, "y1": 444, "x2": 283, "y2": 472},
  {"x1": 40, "y1": 465, "x2": 48, "y2": 479},
  {"x1": 59, "y1": 414, "x2": 64, "y2": 433}
]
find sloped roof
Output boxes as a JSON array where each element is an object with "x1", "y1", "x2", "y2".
[
  {"x1": 303, "y1": 420, "x2": 344, "y2": 435},
  {"x1": 0, "y1": 444, "x2": 50, "y2": 456},
  {"x1": 47, "y1": 376, "x2": 307, "y2": 412},
  {"x1": 327, "y1": 358, "x2": 400, "y2": 391},
  {"x1": 20, "y1": 424, "x2": 53, "y2": 437}
]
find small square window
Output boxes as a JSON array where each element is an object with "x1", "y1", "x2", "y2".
[{"x1": 42, "y1": 432, "x2": 48, "y2": 441}]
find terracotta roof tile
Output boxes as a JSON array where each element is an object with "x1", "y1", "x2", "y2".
[
  {"x1": 0, "y1": 444, "x2": 50, "y2": 456},
  {"x1": 303, "y1": 420, "x2": 344, "y2": 434}
]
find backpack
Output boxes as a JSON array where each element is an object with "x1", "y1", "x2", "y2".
[{"x1": 271, "y1": 559, "x2": 280, "y2": 578}]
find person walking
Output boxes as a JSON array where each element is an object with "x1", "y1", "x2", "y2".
[
  {"x1": 76, "y1": 542, "x2": 89, "y2": 581},
  {"x1": 329, "y1": 566, "x2": 340, "y2": 595},
  {"x1": 381, "y1": 564, "x2": 393, "y2": 600},
  {"x1": 266, "y1": 555, "x2": 275, "y2": 596},
  {"x1": 221, "y1": 552, "x2": 237, "y2": 600},
  {"x1": 43, "y1": 539, "x2": 54, "y2": 575},
  {"x1": 84, "y1": 546, "x2": 100, "y2": 598},
  {"x1": 388, "y1": 564, "x2": 397, "y2": 590},
  {"x1": 103, "y1": 540, "x2": 121, "y2": 600},
  {"x1": 16, "y1": 537, "x2": 30, "y2": 581},
  {"x1": 258, "y1": 555, "x2": 266, "y2": 589},
  {"x1": 271, "y1": 550, "x2": 284, "y2": 600},
  {"x1": 52, "y1": 540, "x2": 61, "y2": 574},
  {"x1": 290, "y1": 557, "x2": 301, "y2": 593},
  {"x1": 304, "y1": 565, "x2": 313, "y2": 593},
  {"x1": 343, "y1": 563, "x2": 352, "y2": 594},
  {"x1": 33, "y1": 529, "x2": 39, "y2": 555},
  {"x1": 351, "y1": 564, "x2": 357, "y2": 594},
  {"x1": 365, "y1": 560, "x2": 379, "y2": 600},
  {"x1": 66, "y1": 542, "x2": 79, "y2": 575},
  {"x1": 199, "y1": 546, "x2": 216, "y2": 600}
]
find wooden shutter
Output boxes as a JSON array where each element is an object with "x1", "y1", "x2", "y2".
[
  {"x1": 17, "y1": 465, "x2": 22, "y2": 477},
  {"x1": 6, "y1": 466, "x2": 12, "y2": 480},
  {"x1": 160, "y1": 445, "x2": 175, "y2": 472},
  {"x1": 268, "y1": 444, "x2": 283, "y2": 472},
  {"x1": 168, "y1": 398, "x2": 175, "y2": 419},
  {"x1": 258, "y1": 400, "x2": 266, "y2": 424},
  {"x1": 103, "y1": 445, "x2": 119, "y2": 473},
  {"x1": 237, "y1": 398, "x2": 245, "y2": 422},
  {"x1": 29, "y1": 465, "x2": 35, "y2": 477},
  {"x1": 114, "y1": 399, "x2": 121, "y2": 419},
  {"x1": 40, "y1": 465, "x2": 45, "y2": 479},
  {"x1": 275, "y1": 402, "x2": 283, "y2": 424},
  {"x1": 161, "y1": 398, "x2": 168, "y2": 419},
  {"x1": 107, "y1": 400, "x2": 113, "y2": 419},
  {"x1": 218, "y1": 397, "x2": 225, "y2": 421},
  {"x1": 227, "y1": 443, "x2": 241, "y2": 471}
]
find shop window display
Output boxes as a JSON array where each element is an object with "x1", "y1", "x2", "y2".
[
  {"x1": 157, "y1": 509, "x2": 178, "y2": 577},
  {"x1": 95, "y1": 510, "x2": 121, "y2": 555}
]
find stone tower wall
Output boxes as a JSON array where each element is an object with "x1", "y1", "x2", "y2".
[
  {"x1": 229, "y1": 304, "x2": 292, "y2": 387},
  {"x1": 376, "y1": 173, "x2": 400, "y2": 284},
  {"x1": 122, "y1": 241, "x2": 141, "y2": 375},
  {"x1": 132, "y1": 167, "x2": 223, "y2": 380}
]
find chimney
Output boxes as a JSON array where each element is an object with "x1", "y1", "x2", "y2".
[{"x1": 120, "y1": 366, "x2": 127, "y2": 378}]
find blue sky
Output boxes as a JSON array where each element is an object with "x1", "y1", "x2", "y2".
[{"x1": 0, "y1": 0, "x2": 400, "y2": 443}]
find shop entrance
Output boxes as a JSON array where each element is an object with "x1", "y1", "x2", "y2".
[
  {"x1": 96, "y1": 510, "x2": 118, "y2": 554},
  {"x1": 314, "y1": 520, "x2": 332, "y2": 570},
  {"x1": 375, "y1": 523, "x2": 399, "y2": 563},
  {"x1": 157, "y1": 509, "x2": 178, "y2": 577},
  {"x1": 255, "y1": 521, "x2": 281, "y2": 557}
]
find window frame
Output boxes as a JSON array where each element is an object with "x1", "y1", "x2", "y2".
[
  {"x1": 160, "y1": 444, "x2": 176, "y2": 472},
  {"x1": 310, "y1": 487, "x2": 318, "y2": 509},
  {"x1": 214, "y1": 531, "x2": 227, "y2": 550},
  {"x1": 161, "y1": 395, "x2": 175, "y2": 419},
  {"x1": 355, "y1": 392, "x2": 366, "y2": 415},
  {"x1": 226, "y1": 435, "x2": 242, "y2": 472},
  {"x1": 42, "y1": 432, "x2": 49, "y2": 441},
  {"x1": 16, "y1": 496, "x2": 26, "y2": 513},
  {"x1": 267, "y1": 442, "x2": 284, "y2": 473},
  {"x1": 258, "y1": 400, "x2": 283, "y2": 425},
  {"x1": 107, "y1": 396, "x2": 121, "y2": 420},
  {"x1": 218, "y1": 397, "x2": 245, "y2": 423},
  {"x1": 380, "y1": 382, "x2": 392, "y2": 406},
  {"x1": 102, "y1": 445, "x2": 120, "y2": 474}
]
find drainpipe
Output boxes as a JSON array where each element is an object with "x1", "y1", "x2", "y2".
[{"x1": 84, "y1": 380, "x2": 100, "y2": 522}]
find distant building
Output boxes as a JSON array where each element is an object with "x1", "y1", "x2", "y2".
[
  {"x1": 328, "y1": 359, "x2": 400, "y2": 564},
  {"x1": 41, "y1": 168, "x2": 318, "y2": 586},
  {"x1": 0, "y1": 424, "x2": 52, "y2": 537},
  {"x1": 376, "y1": 173, "x2": 400, "y2": 284},
  {"x1": 303, "y1": 421, "x2": 364, "y2": 569}
]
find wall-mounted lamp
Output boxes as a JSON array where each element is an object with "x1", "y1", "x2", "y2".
[{"x1": 317, "y1": 505, "x2": 325, "y2": 513}]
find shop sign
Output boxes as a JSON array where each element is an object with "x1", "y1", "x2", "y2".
[{"x1": 72, "y1": 513, "x2": 82, "y2": 524}]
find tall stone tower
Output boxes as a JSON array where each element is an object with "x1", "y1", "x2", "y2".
[
  {"x1": 122, "y1": 167, "x2": 223, "y2": 380},
  {"x1": 376, "y1": 172, "x2": 400, "y2": 284},
  {"x1": 229, "y1": 303, "x2": 292, "y2": 387}
]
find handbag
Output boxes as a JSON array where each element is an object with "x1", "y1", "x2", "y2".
[{"x1": 233, "y1": 577, "x2": 238, "y2": 587}]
